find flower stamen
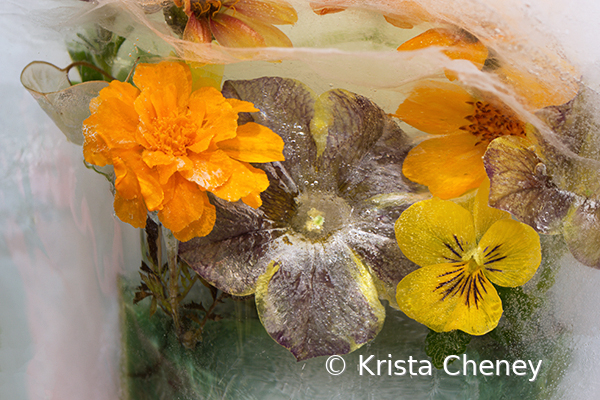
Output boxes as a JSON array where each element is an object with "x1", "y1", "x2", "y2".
[{"x1": 460, "y1": 101, "x2": 526, "y2": 145}]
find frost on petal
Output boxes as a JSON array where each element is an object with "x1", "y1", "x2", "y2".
[
  {"x1": 222, "y1": 77, "x2": 317, "y2": 185},
  {"x1": 255, "y1": 240, "x2": 385, "y2": 361},
  {"x1": 179, "y1": 196, "x2": 280, "y2": 295},
  {"x1": 564, "y1": 202, "x2": 600, "y2": 269},
  {"x1": 483, "y1": 136, "x2": 574, "y2": 234}
]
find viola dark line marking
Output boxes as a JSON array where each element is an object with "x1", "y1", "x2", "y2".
[
  {"x1": 476, "y1": 273, "x2": 488, "y2": 294},
  {"x1": 485, "y1": 255, "x2": 507, "y2": 265},
  {"x1": 444, "y1": 242, "x2": 461, "y2": 258},
  {"x1": 438, "y1": 268, "x2": 464, "y2": 278},
  {"x1": 441, "y1": 274, "x2": 465, "y2": 301},
  {"x1": 485, "y1": 244, "x2": 501, "y2": 257},
  {"x1": 453, "y1": 235, "x2": 464, "y2": 252},
  {"x1": 472, "y1": 278, "x2": 482, "y2": 308},
  {"x1": 443, "y1": 256, "x2": 462, "y2": 262},
  {"x1": 436, "y1": 272, "x2": 463, "y2": 290},
  {"x1": 485, "y1": 267, "x2": 503, "y2": 272}
]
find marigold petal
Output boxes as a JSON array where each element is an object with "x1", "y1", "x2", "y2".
[
  {"x1": 394, "y1": 80, "x2": 475, "y2": 135},
  {"x1": 403, "y1": 134, "x2": 488, "y2": 199},
  {"x1": 172, "y1": 196, "x2": 217, "y2": 242},
  {"x1": 228, "y1": 0, "x2": 298, "y2": 25},
  {"x1": 225, "y1": 97, "x2": 259, "y2": 114},
  {"x1": 211, "y1": 160, "x2": 270, "y2": 202},
  {"x1": 84, "y1": 96, "x2": 140, "y2": 149},
  {"x1": 191, "y1": 87, "x2": 239, "y2": 142},
  {"x1": 219, "y1": 122, "x2": 285, "y2": 163},
  {"x1": 396, "y1": 263, "x2": 502, "y2": 335},
  {"x1": 142, "y1": 150, "x2": 176, "y2": 168},
  {"x1": 181, "y1": 150, "x2": 234, "y2": 190},
  {"x1": 395, "y1": 198, "x2": 476, "y2": 267},
  {"x1": 82, "y1": 128, "x2": 111, "y2": 167},
  {"x1": 478, "y1": 219, "x2": 541, "y2": 287},
  {"x1": 114, "y1": 151, "x2": 164, "y2": 211},
  {"x1": 398, "y1": 28, "x2": 488, "y2": 70},
  {"x1": 113, "y1": 191, "x2": 147, "y2": 229},
  {"x1": 133, "y1": 62, "x2": 192, "y2": 109},
  {"x1": 242, "y1": 191, "x2": 262, "y2": 208},
  {"x1": 158, "y1": 173, "x2": 210, "y2": 234},
  {"x1": 210, "y1": 14, "x2": 266, "y2": 47}
]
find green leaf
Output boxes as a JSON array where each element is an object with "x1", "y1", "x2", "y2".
[{"x1": 425, "y1": 329, "x2": 471, "y2": 369}]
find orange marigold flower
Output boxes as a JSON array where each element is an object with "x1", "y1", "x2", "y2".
[
  {"x1": 175, "y1": 0, "x2": 297, "y2": 47},
  {"x1": 393, "y1": 80, "x2": 526, "y2": 199},
  {"x1": 82, "y1": 61, "x2": 285, "y2": 241}
]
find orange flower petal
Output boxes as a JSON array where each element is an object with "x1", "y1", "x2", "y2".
[
  {"x1": 85, "y1": 96, "x2": 140, "y2": 149},
  {"x1": 113, "y1": 191, "x2": 147, "y2": 229},
  {"x1": 403, "y1": 133, "x2": 488, "y2": 199},
  {"x1": 83, "y1": 128, "x2": 111, "y2": 166},
  {"x1": 229, "y1": 0, "x2": 298, "y2": 25},
  {"x1": 310, "y1": 3, "x2": 346, "y2": 15},
  {"x1": 398, "y1": 28, "x2": 488, "y2": 70},
  {"x1": 191, "y1": 87, "x2": 239, "y2": 143},
  {"x1": 225, "y1": 97, "x2": 259, "y2": 114},
  {"x1": 133, "y1": 62, "x2": 192, "y2": 109},
  {"x1": 89, "y1": 80, "x2": 140, "y2": 113},
  {"x1": 210, "y1": 14, "x2": 266, "y2": 47},
  {"x1": 242, "y1": 191, "x2": 263, "y2": 208},
  {"x1": 114, "y1": 151, "x2": 164, "y2": 211},
  {"x1": 171, "y1": 193, "x2": 216, "y2": 242},
  {"x1": 232, "y1": 13, "x2": 293, "y2": 47},
  {"x1": 211, "y1": 160, "x2": 270, "y2": 202},
  {"x1": 219, "y1": 122, "x2": 285, "y2": 163},
  {"x1": 158, "y1": 173, "x2": 210, "y2": 234},
  {"x1": 383, "y1": 1, "x2": 433, "y2": 29},
  {"x1": 394, "y1": 80, "x2": 475, "y2": 135},
  {"x1": 181, "y1": 149, "x2": 234, "y2": 190}
]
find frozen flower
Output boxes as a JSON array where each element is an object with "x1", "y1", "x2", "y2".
[
  {"x1": 179, "y1": 77, "x2": 424, "y2": 360},
  {"x1": 82, "y1": 61, "x2": 284, "y2": 241},
  {"x1": 483, "y1": 87, "x2": 600, "y2": 268},
  {"x1": 175, "y1": 0, "x2": 297, "y2": 47},
  {"x1": 393, "y1": 80, "x2": 526, "y2": 199},
  {"x1": 395, "y1": 180, "x2": 541, "y2": 335}
]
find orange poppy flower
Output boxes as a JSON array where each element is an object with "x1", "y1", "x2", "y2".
[
  {"x1": 175, "y1": 0, "x2": 297, "y2": 47},
  {"x1": 393, "y1": 80, "x2": 526, "y2": 199},
  {"x1": 83, "y1": 61, "x2": 285, "y2": 241}
]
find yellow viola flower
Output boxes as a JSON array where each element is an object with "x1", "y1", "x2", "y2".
[
  {"x1": 394, "y1": 180, "x2": 541, "y2": 335},
  {"x1": 175, "y1": 0, "x2": 297, "y2": 47},
  {"x1": 393, "y1": 80, "x2": 526, "y2": 199},
  {"x1": 82, "y1": 61, "x2": 284, "y2": 242}
]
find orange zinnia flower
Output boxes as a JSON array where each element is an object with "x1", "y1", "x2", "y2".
[
  {"x1": 394, "y1": 80, "x2": 526, "y2": 199},
  {"x1": 176, "y1": 0, "x2": 297, "y2": 47},
  {"x1": 82, "y1": 61, "x2": 285, "y2": 241}
]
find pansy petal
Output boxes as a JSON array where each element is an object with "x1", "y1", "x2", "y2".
[
  {"x1": 222, "y1": 77, "x2": 317, "y2": 184},
  {"x1": 211, "y1": 160, "x2": 270, "y2": 202},
  {"x1": 395, "y1": 198, "x2": 476, "y2": 266},
  {"x1": 133, "y1": 62, "x2": 192, "y2": 109},
  {"x1": 472, "y1": 178, "x2": 511, "y2": 241},
  {"x1": 483, "y1": 136, "x2": 574, "y2": 234},
  {"x1": 230, "y1": 0, "x2": 298, "y2": 25},
  {"x1": 312, "y1": 89, "x2": 390, "y2": 191},
  {"x1": 340, "y1": 116, "x2": 422, "y2": 202},
  {"x1": 393, "y1": 80, "x2": 475, "y2": 135},
  {"x1": 477, "y1": 219, "x2": 541, "y2": 287},
  {"x1": 255, "y1": 241, "x2": 385, "y2": 361},
  {"x1": 396, "y1": 263, "x2": 502, "y2": 335},
  {"x1": 179, "y1": 196, "x2": 281, "y2": 295},
  {"x1": 218, "y1": 122, "x2": 285, "y2": 163},
  {"x1": 403, "y1": 133, "x2": 488, "y2": 199},
  {"x1": 563, "y1": 202, "x2": 600, "y2": 269},
  {"x1": 210, "y1": 14, "x2": 266, "y2": 47}
]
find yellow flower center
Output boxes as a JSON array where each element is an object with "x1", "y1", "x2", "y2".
[
  {"x1": 291, "y1": 192, "x2": 351, "y2": 242},
  {"x1": 461, "y1": 101, "x2": 526, "y2": 145},
  {"x1": 146, "y1": 114, "x2": 198, "y2": 157}
]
